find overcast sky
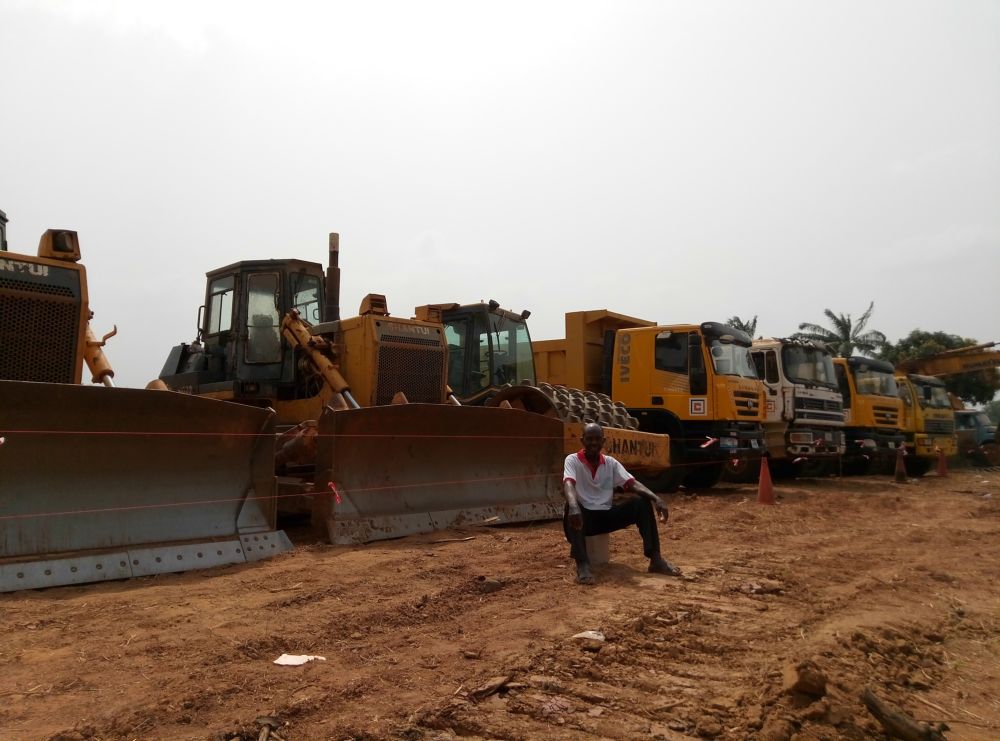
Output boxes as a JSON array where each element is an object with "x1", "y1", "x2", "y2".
[{"x1": 2, "y1": 0, "x2": 998, "y2": 387}]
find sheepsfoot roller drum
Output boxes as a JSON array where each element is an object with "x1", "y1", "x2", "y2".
[
  {"x1": 313, "y1": 404, "x2": 563, "y2": 544},
  {"x1": 0, "y1": 381, "x2": 292, "y2": 592}
]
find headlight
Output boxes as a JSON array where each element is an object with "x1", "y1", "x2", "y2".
[{"x1": 789, "y1": 432, "x2": 813, "y2": 444}]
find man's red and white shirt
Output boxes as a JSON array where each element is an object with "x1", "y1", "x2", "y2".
[{"x1": 563, "y1": 450, "x2": 636, "y2": 510}]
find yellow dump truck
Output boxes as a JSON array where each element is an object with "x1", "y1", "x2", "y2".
[
  {"x1": 894, "y1": 374, "x2": 958, "y2": 475},
  {"x1": 534, "y1": 310, "x2": 765, "y2": 490},
  {"x1": 832, "y1": 357, "x2": 904, "y2": 474}
]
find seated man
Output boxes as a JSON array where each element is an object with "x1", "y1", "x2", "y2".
[{"x1": 564, "y1": 423, "x2": 681, "y2": 585}]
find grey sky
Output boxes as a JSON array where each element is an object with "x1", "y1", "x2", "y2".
[{"x1": 2, "y1": 0, "x2": 998, "y2": 387}]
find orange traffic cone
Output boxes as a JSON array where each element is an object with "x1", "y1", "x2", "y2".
[
  {"x1": 894, "y1": 446, "x2": 907, "y2": 483},
  {"x1": 757, "y1": 457, "x2": 775, "y2": 505},
  {"x1": 936, "y1": 447, "x2": 948, "y2": 477}
]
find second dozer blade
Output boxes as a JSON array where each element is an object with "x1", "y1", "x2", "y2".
[{"x1": 313, "y1": 404, "x2": 563, "y2": 544}]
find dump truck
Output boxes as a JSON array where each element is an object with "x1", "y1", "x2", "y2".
[
  {"x1": 831, "y1": 356, "x2": 904, "y2": 474},
  {"x1": 155, "y1": 235, "x2": 563, "y2": 543},
  {"x1": 894, "y1": 341, "x2": 999, "y2": 468},
  {"x1": 749, "y1": 338, "x2": 845, "y2": 474},
  {"x1": 0, "y1": 223, "x2": 291, "y2": 593},
  {"x1": 893, "y1": 374, "x2": 958, "y2": 475},
  {"x1": 532, "y1": 310, "x2": 765, "y2": 491},
  {"x1": 412, "y1": 301, "x2": 671, "y2": 476}
]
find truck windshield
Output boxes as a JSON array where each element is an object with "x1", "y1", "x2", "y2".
[
  {"x1": 487, "y1": 315, "x2": 535, "y2": 386},
  {"x1": 975, "y1": 412, "x2": 993, "y2": 427},
  {"x1": 852, "y1": 367, "x2": 897, "y2": 397},
  {"x1": 781, "y1": 345, "x2": 837, "y2": 388},
  {"x1": 708, "y1": 339, "x2": 757, "y2": 379},
  {"x1": 913, "y1": 382, "x2": 951, "y2": 409}
]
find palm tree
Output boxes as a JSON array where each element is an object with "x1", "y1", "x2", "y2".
[
  {"x1": 726, "y1": 315, "x2": 758, "y2": 337},
  {"x1": 794, "y1": 302, "x2": 886, "y2": 357}
]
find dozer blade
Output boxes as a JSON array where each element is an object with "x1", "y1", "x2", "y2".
[
  {"x1": 0, "y1": 381, "x2": 292, "y2": 592},
  {"x1": 313, "y1": 404, "x2": 563, "y2": 544}
]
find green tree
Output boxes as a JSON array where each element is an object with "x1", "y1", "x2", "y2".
[
  {"x1": 984, "y1": 399, "x2": 1000, "y2": 424},
  {"x1": 726, "y1": 315, "x2": 758, "y2": 337},
  {"x1": 878, "y1": 330, "x2": 1000, "y2": 405},
  {"x1": 794, "y1": 302, "x2": 886, "y2": 357}
]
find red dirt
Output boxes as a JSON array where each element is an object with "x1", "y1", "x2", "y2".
[{"x1": 3, "y1": 470, "x2": 999, "y2": 740}]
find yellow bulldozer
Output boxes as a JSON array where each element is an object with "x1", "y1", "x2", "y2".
[
  {"x1": 154, "y1": 234, "x2": 564, "y2": 543},
  {"x1": 0, "y1": 221, "x2": 292, "y2": 593}
]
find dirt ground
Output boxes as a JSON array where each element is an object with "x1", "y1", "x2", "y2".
[{"x1": 2, "y1": 469, "x2": 999, "y2": 741}]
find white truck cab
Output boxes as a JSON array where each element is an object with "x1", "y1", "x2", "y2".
[{"x1": 751, "y1": 338, "x2": 846, "y2": 468}]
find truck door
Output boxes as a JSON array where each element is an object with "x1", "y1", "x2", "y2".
[{"x1": 652, "y1": 329, "x2": 711, "y2": 418}]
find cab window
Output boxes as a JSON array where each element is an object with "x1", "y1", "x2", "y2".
[
  {"x1": 655, "y1": 331, "x2": 688, "y2": 374},
  {"x1": 764, "y1": 351, "x2": 779, "y2": 383},
  {"x1": 291, "y1": 273, "x2": 322, "y2": 323},
  {"x1": 245, "y1": 273, "x2": 282, "y2": 364},
  {"x1": 207, "y1": 275, "x2": 235, "y2": 335}
]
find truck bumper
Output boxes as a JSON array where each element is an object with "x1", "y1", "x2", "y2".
[
  {"x1": 843, "y1": 427, "x2": 905, "y2": 461},
  {"x1": 785, "y1": 427, "x2": 845, "y2": 458},
  {"x1": 683, "y1": 421, "x2": 764, "y2": 462},
  {"x1": 908, "y1": 434, "x2": 958, "y2": 458}
]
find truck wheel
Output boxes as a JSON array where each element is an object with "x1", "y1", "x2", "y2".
[
  {"x1": 682, "y1": 462, "x2": 724, "y2": 490},
  {"x1": 904, "y1": 456, "x2": 931, "y2": 477},
  {"x1": 982, "y1": 441, "x2": 1000, "y2": 467}
]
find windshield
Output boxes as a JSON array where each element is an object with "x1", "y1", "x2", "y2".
[
  {"x1": 708, "y1": 339, "x2": 757, "y2": 379},
  {"x1": 976, "y1": 412, "x2": 994, "y2": 427},
  {"x1": 852, "y1": 366, "x2": 898, "y2": 397},
  {"x1": 781, "y1": 345, "x2": 837, "y2": 388},
  {"x1": 913, "y1": 382, "x2": 951, "y2": 409},
  {"x1": 487, "y1": 315, "x2": 535, "y2": 386}
]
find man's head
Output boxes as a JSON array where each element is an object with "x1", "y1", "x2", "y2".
[{"x1": 581, "y1": 422, "x2": 605, "y2": 456}]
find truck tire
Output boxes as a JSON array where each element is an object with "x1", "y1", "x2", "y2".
[
  {"x1": 682, "y1": 462, "x2": 724, "y2": 489},
  {"x1": 904, "y1": 456, "x2": 931, "y2": 478},
  {"x1": 982, "y1": 441, "x2": 1000, "y2": 467}
]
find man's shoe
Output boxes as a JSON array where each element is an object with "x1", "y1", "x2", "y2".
[
  {"x1": 575, "y1": 561, "x2": 596, "y2": 585},
  {"x1": 648, "y1": 555, "x2": 682, "y2": 576}
]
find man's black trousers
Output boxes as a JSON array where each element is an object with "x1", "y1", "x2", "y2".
[{"x1": 563, "y1": 496, "x2": 661, "y2": 563}]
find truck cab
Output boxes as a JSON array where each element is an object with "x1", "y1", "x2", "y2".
[
  {"x1": 750, "y1": 339, "x2": 845, "y2": 465},
  {"x1": 611, "y1": 321, "x2": 766, "y2": 483},
  {"x1": 832, "y1": 356, "x2": 904, "y2": 473},
  {"x1": 955, "y1": 410, "x2": 999, "y2": 466},
  {"x1": 895, "y1": 374, "x2": 958, "y2": 472}
]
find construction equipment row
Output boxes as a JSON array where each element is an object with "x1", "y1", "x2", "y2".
[{"x1": 1, "y1": 222, "x2": 996, "y2": 593}]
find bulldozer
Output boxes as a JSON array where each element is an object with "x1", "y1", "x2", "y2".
[
  {"x1": 155, "y1": 235, "x2": 563, "y2": 544},
  {"x1": 412, "y1": 301, "x2": 671, "y2": 476},
  {"x1": 0, "y1": 221, "x2": 292, "y2": 593}
]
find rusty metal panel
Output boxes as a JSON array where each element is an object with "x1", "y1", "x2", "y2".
[
  {"x1": 313, "y1": 404, "x2": 562, "y2": 544},
  {"x1": 0, "y1": 381, "x2": 292, "y2": 592}
]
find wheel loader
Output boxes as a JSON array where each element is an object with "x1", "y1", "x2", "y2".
[
  {"x1": 411, "y1": 301, "x2": 671, "y2": 476},
  {"x1": 155, "y1": 235, "x2": 563, "y2": 544},
  {"x1": 0, "y1": 222, "x2": 291, "y2": 593}
]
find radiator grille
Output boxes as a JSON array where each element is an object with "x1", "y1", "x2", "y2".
[
  {"x1": 374, "y1": 341, "x2": 445, "y2": 405},
  {"x1": 873, "y1": 405, "x2": 900, "y2": 427},
  {"x1": 924, "y1": 418, "x2": 955, "y2": 435},
  {"x1": 0, "y1": 285, "x2": 80, "y2": 383}
]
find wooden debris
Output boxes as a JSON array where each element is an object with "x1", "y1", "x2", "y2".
[{"x1": 860, "y1": 688, "x2": 948, "y2": 741}]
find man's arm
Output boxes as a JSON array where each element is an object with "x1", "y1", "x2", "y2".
[{"x1": 622, "y1": 478, "x2": 669, "y2": 522}]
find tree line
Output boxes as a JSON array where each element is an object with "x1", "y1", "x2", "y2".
[{"x1": 725, "y1": 303, "x2": 999, "y2": 406}]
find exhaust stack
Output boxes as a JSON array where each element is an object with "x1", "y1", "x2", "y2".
[{"x1": 325, "y1": 232, "x2": 341, "y2": 322}]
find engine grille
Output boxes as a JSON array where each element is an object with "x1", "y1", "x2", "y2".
[
  {"x1": 733, "y1": 389, "x2": 760, "y2": 417},
  {"x1": 0, "y1": 277, "x2": 81, "y2": 383},
  {"x1": 795, "y1": 397, "x2": 842, "y2": 412},
  {"x1": 374, "y1": 340, "x2": 445, "y2": 405},
  {"x1": 925, "y1": 418, "x2": 955, "y2": 435},
  {"x1": 873, "y1": 405, "x2": 900, "y2": 427}
]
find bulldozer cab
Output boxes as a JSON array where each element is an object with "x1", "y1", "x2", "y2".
[
  {"x1": 431, "y1": 302, "x2": 535, "y2": 403},
  {"x1": 160, "y1": 258, "x2": 325, "y2": 401}
]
